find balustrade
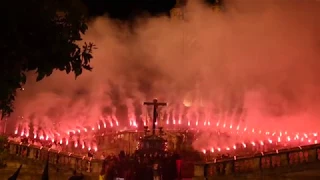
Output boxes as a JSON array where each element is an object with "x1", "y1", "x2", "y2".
[
  {"x1": 6, "y1": 141, "x2": 102, "y2": 174},
  {"x1": 194, "y1": 144, "x2": 320, "y2": 178},
  {"x1": 6, "y1": 141, "x2": 320, "y2": 178}
]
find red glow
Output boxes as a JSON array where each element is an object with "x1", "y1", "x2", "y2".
[{"x1": 11, "y1": 110, "x2": 320, "y2": 156}]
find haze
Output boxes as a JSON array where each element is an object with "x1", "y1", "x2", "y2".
[{"x1": 9, "y1": 0, "x2": 320, "y2": 149}]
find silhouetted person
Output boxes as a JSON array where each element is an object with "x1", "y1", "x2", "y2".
[
  {"x1": 68, "y1": 170, "x2": 77, "y2": 180},
  {"x1": 99, "y1": 165, "x2": 106, "y2": 180},
  {"x1": 106, "y1": 163, "x2": 115, "y2": 180},
  {"x1": 88, "y1": 149, "x2": 94, "y2": 158},
  {"x1": 135, "y1": 160, "x2": 144, "y2": 180},
  {"x1": 152, "y1": 160, "x2": 161, "y2": 180},
  {"x1": 119, "y1": 150, "x2": 125, "y2": 160},
  {"x1": 144, "y1": 165, "x2": 153, "y2": 180},
  {"x1": 100, "y1": 152, "x2": 106, "y2": 160},
  {"x1": 68, "y1": 170, "x2": 84, "y2": 180}
]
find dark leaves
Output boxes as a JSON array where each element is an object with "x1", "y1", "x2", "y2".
[
  {"x1": 80, "y1": 23, "x2": 88, "y2": 34},
  {"x1": 65, "y1": 63, "x2": 71, "y2": 74},
  {"x1": 20, "y1": 73, "x2": 26, "y2": 84},
  {"x1": 74, "y1": 67, "x2": 82, "y2": 78},
  {"x1": 82, "y1": 64, "x2": 92, "y2": 71},
  {"x1": 0, "y1": 0, "x2": 95, "y2": 117},
  {"x1": 36, "y1": 72, "x2": 46, "y2": 82}
]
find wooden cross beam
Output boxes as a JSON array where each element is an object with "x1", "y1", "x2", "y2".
[{"x1": 144, "y1": 99, "x2": 167, "y2": 135}]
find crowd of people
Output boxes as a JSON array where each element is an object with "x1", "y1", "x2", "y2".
[
  {"x1": 98, "y1": 150, "x2": 181, "y2": 180},
  {"x1": 6, "y1": 134, "x2": 195, "y2": 179}
]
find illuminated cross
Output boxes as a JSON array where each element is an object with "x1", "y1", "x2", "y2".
[{"x1": 144, "y1": 99, "x2": 167, "y2": 135}]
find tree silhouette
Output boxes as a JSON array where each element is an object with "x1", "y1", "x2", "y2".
[{"x1": 0, "y1": 0, "x2": 95, "y2": 117}]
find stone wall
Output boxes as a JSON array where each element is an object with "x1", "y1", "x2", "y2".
[
  {"x1": 5, "y1": 142, "x2": 103, "y2": 176},
  {"x1": 1, "y1": 160, "x2": 99, "y2": 180},
  {"x1": 193, "y1": 144, "x2": 320, "y2": 179}
]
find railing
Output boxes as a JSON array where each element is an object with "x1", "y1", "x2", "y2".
[
  {"x1": 10, "y1": 141, "x2": 320, "y2": 178},
  {"x1": 6, "y1": 141, "x2": 103, "y2": 174},
  {"x1": 194, "y1": 144, "x2": 320, "y2": 178}
]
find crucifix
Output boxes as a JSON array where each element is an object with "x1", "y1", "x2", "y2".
[{"x1": 144, "y1": 98, "x2": 167, "y2": 135}]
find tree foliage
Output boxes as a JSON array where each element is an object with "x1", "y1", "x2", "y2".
[{"x1": 0, "y1": 0, "x2": 95, "y2": 117}]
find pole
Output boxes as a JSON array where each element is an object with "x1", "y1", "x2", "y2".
[
  {"x1": 152, "y1": 103, "x2": 157, "y2": 135},
  {"x1": 128, "y1": 132, "x2": 131, "y2": 154},
  {"x1": 3, "y1": 117, "x2": 7, "y2": 134}
]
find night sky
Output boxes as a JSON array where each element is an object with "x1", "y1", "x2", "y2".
[{"x1": 81, "y1": 0, "x2": 217, "y2": 19}]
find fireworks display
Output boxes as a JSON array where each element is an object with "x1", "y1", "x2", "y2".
[
  {"x1": 11, "y1": 109, "x2": 320, "y2": 156},
  {"x1": 5, "y1": 1, "x2": 320, "y2": 157}
]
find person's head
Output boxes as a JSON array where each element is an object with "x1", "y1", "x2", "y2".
[{"x1": 100, "y1": 167, "x2": 106, "y2": 175}]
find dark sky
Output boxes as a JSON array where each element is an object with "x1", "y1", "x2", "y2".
[
  {"x1": 81, "y1": 0, "x2": 175, "y2": 18},
  {"x1": 81, "y1": 0, "x2": 218, "y2": 19}
]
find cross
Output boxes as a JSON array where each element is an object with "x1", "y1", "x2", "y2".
[{"x1": 144, "y1": 98, "x2": 167, "y2": 135}]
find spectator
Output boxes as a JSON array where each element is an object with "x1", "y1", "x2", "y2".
[
  {"x1": 100, "y1": 152, "x2": 106, "y2": 160},
  {"x1": 88, "y1": 149, "x2": 94, "y2": 158},
  {"x1": 99, "y1": 164, "x2": 106, "y2": 180},
  {"x1": 68, "y1": 170, "x2": 84, "y2": 180}
]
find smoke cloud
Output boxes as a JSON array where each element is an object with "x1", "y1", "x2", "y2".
[{"x1": 9, "y1": 0, "x2": 320, "y2": 151}]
